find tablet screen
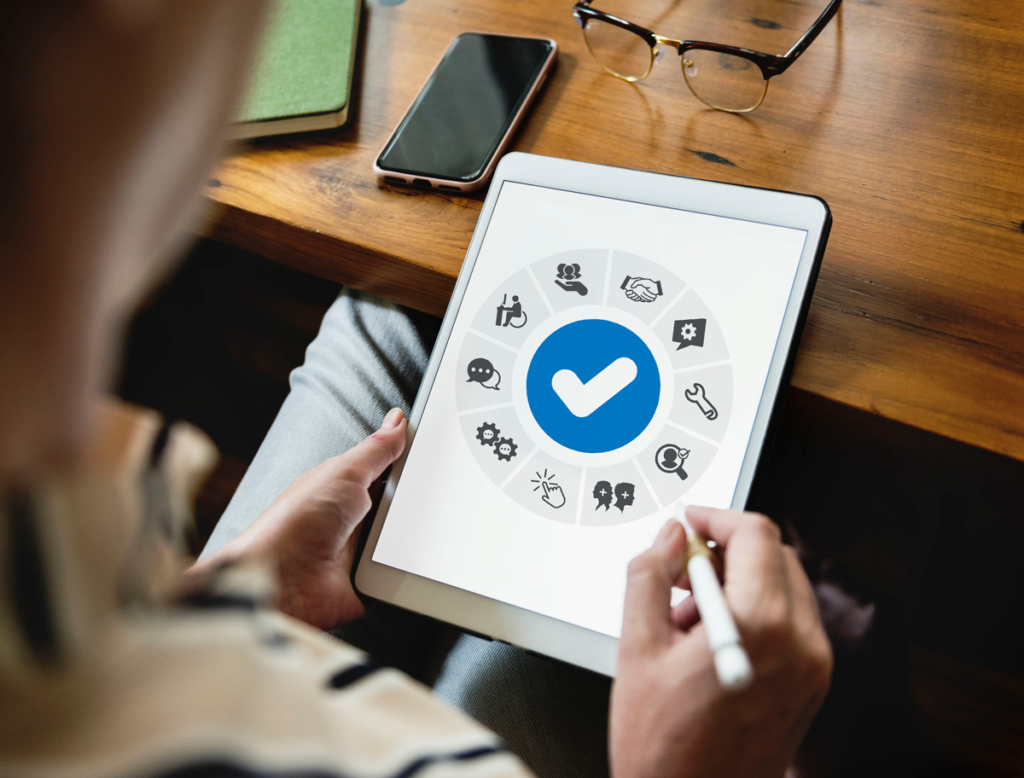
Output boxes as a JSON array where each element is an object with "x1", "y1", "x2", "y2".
[{"x1": 372, "y1": 181, "x2": 808, "y2": 638}]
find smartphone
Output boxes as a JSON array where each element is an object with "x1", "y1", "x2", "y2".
[{"x1": 374, "y1": 32, "x2": 557, "y2": 193}]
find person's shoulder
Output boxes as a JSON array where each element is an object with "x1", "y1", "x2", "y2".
[{"x1": 2, "y1": 606, "x2": 535, "y2": 778}]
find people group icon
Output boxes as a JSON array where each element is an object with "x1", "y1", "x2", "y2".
[
  {"x1": 593, "y1": 480, "x2": 636, "y2": 512},
  {"x1": 655, "y1": 444, "x2": 690, "y2": 480},
  {"x1": 466, "y1": 357, "x2": 501, "y2": 390},
  {"x1": 495, "y1": 294, "x2": 527, "y2": 328},
  {"x1": 554, "y1": 263, "x2": 588, "y2": 296}
]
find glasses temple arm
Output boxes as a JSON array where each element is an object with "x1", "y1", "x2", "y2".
[{"x1": 784, "y1": 0, "x2": 842, "y2": 60}]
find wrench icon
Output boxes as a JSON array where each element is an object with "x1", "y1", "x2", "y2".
[{"x1": 684, "y1": 382, "x2": 718, "y2": 421}]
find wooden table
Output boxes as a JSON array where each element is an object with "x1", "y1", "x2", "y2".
[{"x1": 205, "y1": 0, "x2": 1024, "y2": 463}]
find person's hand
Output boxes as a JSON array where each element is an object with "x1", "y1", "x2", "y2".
[
  {"x1": 189, "y1": 408, "x2": 408, "y2": 629},
  {"x1": 610, "y1": 506, "x2": 832, "y2": 778}
]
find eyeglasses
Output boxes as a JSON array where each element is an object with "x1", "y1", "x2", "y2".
[{"x1": 573, "y1": 0, "x2": 842, "y2": 113}]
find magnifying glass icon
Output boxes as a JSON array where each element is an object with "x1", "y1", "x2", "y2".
[{"x1": 655, "y1": 443, "x2": 690, "y2": 480}]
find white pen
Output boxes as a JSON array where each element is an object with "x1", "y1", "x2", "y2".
[{"x1": 675, "y1": 502, "x2": 754, "y2": 691}]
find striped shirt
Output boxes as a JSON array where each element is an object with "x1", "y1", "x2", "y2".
[{"x1": 0, "y1": 420, "x2": 533, "y2": 778}]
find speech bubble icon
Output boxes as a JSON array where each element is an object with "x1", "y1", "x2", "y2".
[
  {"x1": 672, "y1": 318, "x2": 707, "y2": 350},
  {"x1": 467, "y1": 357, "x2": 501, "y2": 390}
]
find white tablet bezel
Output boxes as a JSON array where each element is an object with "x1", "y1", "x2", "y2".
[{"x1": 355, "y1": 152, "x2": 831, "y2": 676}]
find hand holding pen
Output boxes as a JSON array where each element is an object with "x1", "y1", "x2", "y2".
[
  {"x1": 675, "y1": 501, "x2": 753, "y2": 690},
  {"x1": 610, "y1": 505, "x2": 833, "y2": 778}
]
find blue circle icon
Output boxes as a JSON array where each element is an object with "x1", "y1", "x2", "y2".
[{"x1": 526, "y1": 319, "x2": 660, "y2": 454}]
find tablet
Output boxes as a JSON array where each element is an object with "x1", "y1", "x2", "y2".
[{"x1": 355, "y1": 153, "x2": 831, "y2": 676}]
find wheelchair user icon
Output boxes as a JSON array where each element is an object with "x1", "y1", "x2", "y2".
[{"x1": 495, "y1": 294, "x2": 528, "y2": 329}]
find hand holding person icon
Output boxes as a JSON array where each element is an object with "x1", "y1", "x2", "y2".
[{"x1": 555, "y1": 263, "x2": 589, "y2": 296}]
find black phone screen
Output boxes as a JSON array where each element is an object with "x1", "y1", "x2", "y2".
[{"x1": 376, "y1": 34, "x2": 554, "y2": 183}]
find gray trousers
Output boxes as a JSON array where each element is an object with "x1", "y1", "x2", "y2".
[{"x1": 203, "y1": 289, "x2": 610, "y2": 778}]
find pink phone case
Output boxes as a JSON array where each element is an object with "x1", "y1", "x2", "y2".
[{"x1": 373, "y1": 32, "x2": 558, "y2": 194}]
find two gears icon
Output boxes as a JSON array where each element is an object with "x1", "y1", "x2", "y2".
[{"x1": 476, "y1": 422, "x2": 519, "y2": 462}]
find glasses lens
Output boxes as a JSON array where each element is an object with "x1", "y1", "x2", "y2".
[
  {"x1": 681, "y1": 49, "x2": 768, "y2": 112},
  {"x1": 582, "y1": 18, "x2": 654, "y2": 81}
]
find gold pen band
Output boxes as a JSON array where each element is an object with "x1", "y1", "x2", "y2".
[{"x1": 684, "y1": 531, "x2": 721, "y2": 577}]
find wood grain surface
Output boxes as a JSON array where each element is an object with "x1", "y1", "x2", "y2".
[{"x1": 205, "y1": 0, "x2": 1024, "y2": 461}]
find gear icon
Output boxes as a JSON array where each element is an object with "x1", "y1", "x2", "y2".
[
  {"x1": 680, "y1": 323, "x2": 697, "y2": 341},
  {"x1": 476, "y1": 422, "x2": 500, "y2": 446},
  {"x1": 493, "y1": 437, "x2": 519, "y2": 462}
]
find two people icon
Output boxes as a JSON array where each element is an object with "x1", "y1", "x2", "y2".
[
  {"x1": 594, "y1": 480, "x2": 635, "y2": 512},
  {"x1": 655, "y1": 444, "x2": 690, "y2": 480},
  {"x1": 495, "y1": 294, "x2": 528, "y2": 328}
]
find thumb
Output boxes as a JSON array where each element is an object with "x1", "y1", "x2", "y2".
[
  {"x1": 621, "y1": 520, "x2": 685, "y2": 656},
  {"x1": 335, "y1": 409, "x2": 408, "y2": 489}
]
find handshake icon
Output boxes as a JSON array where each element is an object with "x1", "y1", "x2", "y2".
[{"x1": 620, "y1": 275, "x2": 663, "y2": 303}]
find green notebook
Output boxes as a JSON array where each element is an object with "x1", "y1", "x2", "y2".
[{"x1": 231, "y1": 0, "x2": 361, "y2": 139}]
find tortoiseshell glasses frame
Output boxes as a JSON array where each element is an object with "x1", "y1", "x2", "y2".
[{"x1": 572, "y1": 0, "x2": 842, "y2": 112}]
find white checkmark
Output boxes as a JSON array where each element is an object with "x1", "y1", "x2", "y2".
[{"x1": 551, "y1": 357, "x2": 638, "y2": 418}]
